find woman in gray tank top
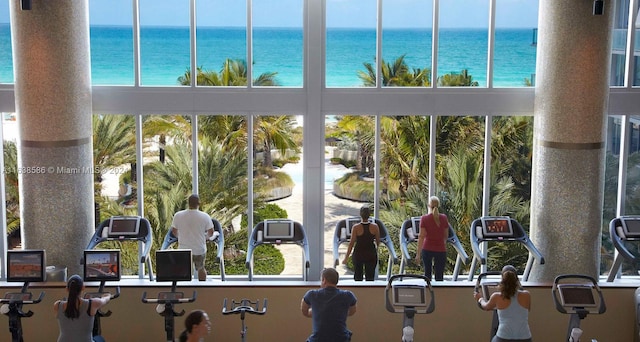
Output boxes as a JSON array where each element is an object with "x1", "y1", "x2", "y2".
[{"x1": 54, "y1": 274, "x2": 111, "y2": 342}]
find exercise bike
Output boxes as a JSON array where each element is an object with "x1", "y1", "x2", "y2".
[
  {"x1": 552, "y1": 274, "x2": 605, "y2": 342},
  {"x1": 83, "y1": 284, "x2": 120, "y2": 342},
  {"x1": 0, "y1": 283, "x2": 45, "y2": 342},
  {"x1": 221, "y1": 298, "x2": 267, "y2": 342},
  {"x1": 385, "y1": 274, "x2": 434, "y2": 342},
  {"x1": 142, "y1": 284, "x2": 197, "y2": 342}
]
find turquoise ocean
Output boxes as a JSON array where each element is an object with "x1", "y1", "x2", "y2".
[{"x1": 0, "y1": 25, "x2": 537, "y2": 87}]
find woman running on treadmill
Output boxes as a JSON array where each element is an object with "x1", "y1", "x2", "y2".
[{"x1": 342, "y1": 206, "x2": 380, "y2": 281}]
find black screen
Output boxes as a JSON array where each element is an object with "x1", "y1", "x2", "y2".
[
  {"x1": 560, "y1": 286, "x2": 596, "y2": 307},
  {"x1": 155, "y1": 250, "x2": 192, "y2": 282}
]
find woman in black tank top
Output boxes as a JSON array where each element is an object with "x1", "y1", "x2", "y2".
[{"x1": 342, "y1": 206, "x2": 381, "y2": 281}]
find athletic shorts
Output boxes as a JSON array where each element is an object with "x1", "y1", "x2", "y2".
[{"x1": 193, "y1": 254, "x2": 205, "y2": 270}]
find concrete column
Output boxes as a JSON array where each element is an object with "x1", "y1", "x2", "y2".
[
  {"x1": 10, "y1": 0, "x2": 93, "y2": 277},
  {"x1": 530, "y1": 1, "x2": 614, "y2": 281}
]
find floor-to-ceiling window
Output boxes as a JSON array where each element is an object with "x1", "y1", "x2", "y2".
[{"x1": 2, "y1": 0, "x2": 640, "y2": 281}]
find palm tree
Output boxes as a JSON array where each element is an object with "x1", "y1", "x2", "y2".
[
  {"x1": 380, "y1": 116, "x2": 431, "y2": 197},
  {"x1": 253, "y1": 115, "x2": 299, "y2": 168},
  {"x1": 358, "y1": 54, "x2": 431, "y2": 87},
  {"x1": 336, "y1": 115, "x2": 376, "y2": 177},
  {"x1": 3, "y1": 141, "x2": 20, "y2": 239},
  {"x1": 178, "y1": 59, "x2": 279, "y2": 86},
  {"x1": 92, "y1": 114, "x2": 136, "y2": 193},
  {"x1": 437, "y1": 69, "x2": 479, "y2": 86}
]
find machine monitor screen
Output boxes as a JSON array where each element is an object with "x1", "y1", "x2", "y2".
[
  {"x1": 155, "y1": 249, "x2": 192, "y2": 282},
  {"x1": 263, "y1": 220, "x2": 295, "y2": 240},
  {"x1": 621, "y1": 216, "x2": 640, "y2": 238},
  {"x1": 6, "y1": 250, "x2": 46, "y2": 283},
  {"x1": 83, "y1": 249, "x2": 121, "y2": 282},
  {"x1": 480, "y1": 216, "x2": 514, "y2": 238},
  {"x1": 345, "y1": 217, "x2": 361, "y2": 238},
  {"x1": 481, "y1": 282, "x2": 501, "y2": 300},
  {"x1": 411, "y1": 216, "x2": 422, "y2": 236},
  {"x1": 558, "y1": 284, "x2": 597, "y2": 308},
  {"x1": 392, "y1": 284, "x2": 427, "y2": 307},
  {"x1": 107, "y1": 216, "x2": 141, "y2": 237}
]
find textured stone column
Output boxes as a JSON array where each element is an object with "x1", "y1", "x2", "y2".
[
  {"x1": 529, "y1": 1, "x2": 613, "y2": 281},
  {"x1": 10, "y1": 0, "x2": 94, "y2": 277}
]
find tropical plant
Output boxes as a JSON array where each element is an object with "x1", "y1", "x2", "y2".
[
  {"x1": 178, "y1": 59, "x2": 278, "y2": 87},
  {"x1": 357, "y1": 54, "x2": 431, "y2": 87},
  {"x1": 437, "y1": 69, "x2": 479, "y2": 86},
  {"x1": 3, "y1": 141, "x2": 20, "y2": 238},
  {"x1": 92, "y1": 114, "x2": 136, "y2": 195}
]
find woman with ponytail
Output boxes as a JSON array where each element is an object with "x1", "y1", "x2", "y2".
[
  {"x1": 414, "y1": 196, "x2": 449, "y2": 281},
  {"x1": 474, "y1": 265, "x2": 532, "y2": 342},
  {"x1": 54, "y1": 274, "x2": 110, "y2": 342}
]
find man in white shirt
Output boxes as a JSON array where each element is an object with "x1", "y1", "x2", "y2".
[{"x1": 171, "y1": 194, "x2": 214, "y2": 281}]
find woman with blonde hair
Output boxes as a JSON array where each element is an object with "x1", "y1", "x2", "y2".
[{"x1": 414, "y1": 196, "x2": 449, "y2": 281}]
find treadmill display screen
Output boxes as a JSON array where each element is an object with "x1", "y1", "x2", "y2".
[
  {"x1": 621, "y1": 216, "x2": 640, "y2": 238},
  {"x1": 480, "y1": 216, "x2": 514, "y2": 238}
]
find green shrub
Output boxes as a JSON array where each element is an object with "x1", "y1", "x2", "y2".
[
  {"x1": 241, "y1": 203, "x2": 289, "y2": 229},
  {"x1": 213, "y1": 228, "x2": 285, "y2": 275}
]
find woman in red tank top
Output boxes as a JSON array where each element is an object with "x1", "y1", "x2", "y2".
[{"x1": 414, "y1": 196, "x2": 449, "y2": 281}]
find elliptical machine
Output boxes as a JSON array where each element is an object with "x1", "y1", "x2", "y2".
[
  {"x1": 552, "y1": 274, "x2": 605, "y2": 342},
  {"x1": 385, "y1": 274, "x2": 434, "y2": 342},
  {"x1": 474, "y1": 271, "x2": 503, "y2": 341}
]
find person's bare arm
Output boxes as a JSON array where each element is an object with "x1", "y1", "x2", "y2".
[
  {"x1": 171, "y1": 227, "x2": 178, "y2": 237},
  {"x1": 342, "y1": 225, "x2": 359, "y2": 264},
  {"x1": 415, "y1": 222, "x2": 426, "y2": 262},
  {"x1": 300, "y1": 298, "x2": 312, "y2": 318},
  {"x1": 89, "y1": 295, "x2": 111, "y2": 316},
  {"x1": 476, "y1": 292, "x2": 499, "y2": 311},
  {"x1": 348, "y1": 303, "x2": 357, "y2": 316},
  {"x1": 53, "y1": 300, "x2": 61, "y2": 317}
]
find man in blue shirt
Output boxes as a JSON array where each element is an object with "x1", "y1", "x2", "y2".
[{"x1": 301, "y1": 267, "x2": 357, "y2": 342}]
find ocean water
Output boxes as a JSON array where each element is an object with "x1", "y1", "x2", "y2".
[{"x1": 0, "y1": 24, "x2": 537, "y2": 87}]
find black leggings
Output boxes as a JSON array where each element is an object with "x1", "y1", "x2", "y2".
[
  {"x1": 421, "y1": 249, "x2": 446, "y2": 281},
  {"x1": 353, "y1": 258, "x2": 376, "y2": 281}
]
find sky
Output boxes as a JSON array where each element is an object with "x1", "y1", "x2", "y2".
[{"x1": 0, "y1": 0, "x2": 539, "y2": 28}]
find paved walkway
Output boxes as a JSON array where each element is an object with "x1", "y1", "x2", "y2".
[{"x1": 272, "y1": 158, "x2": 362, "y2": 276}]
